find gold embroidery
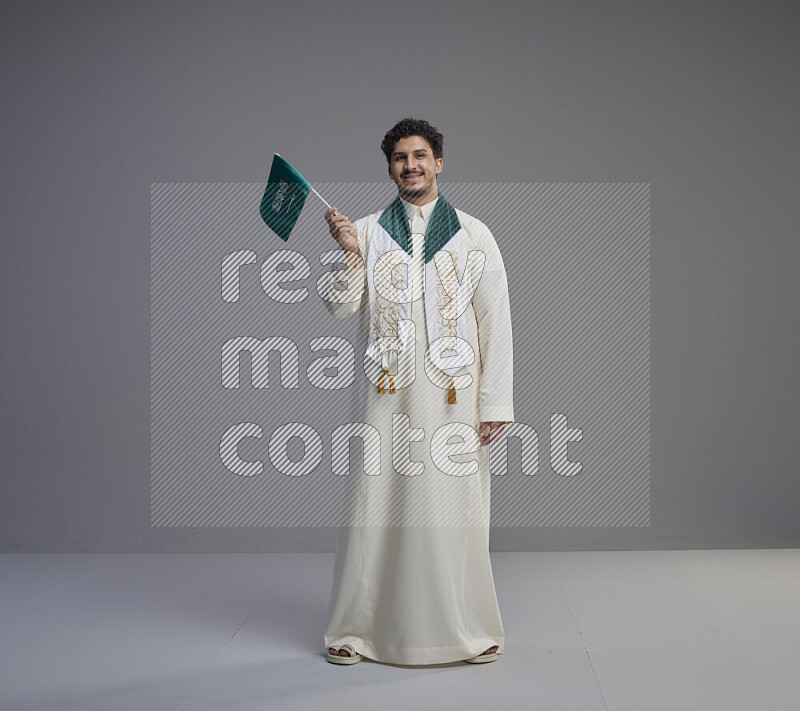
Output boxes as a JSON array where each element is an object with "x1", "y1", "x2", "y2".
[
  {"x1": 434, "y1": 251, "x2": 459, "y2": 339},
  {"x1": 370, "y1": 248, "x2": 406, "y2": 388},
  {"x1": 434, "y1": 251, "x2": 459, "y2": 404}
]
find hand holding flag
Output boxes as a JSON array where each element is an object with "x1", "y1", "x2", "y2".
[
  {"x1": 324, "y1": 206, "x2": 362, "y2": 268},
  {"x1": 324, "y1": 207, "x2": 359, "y2": 253}
]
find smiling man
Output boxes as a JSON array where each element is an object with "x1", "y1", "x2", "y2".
[{"x1": 321, "y1": 117, "x2": 515, "y2": 666}]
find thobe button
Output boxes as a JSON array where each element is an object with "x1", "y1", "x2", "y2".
[{"x1": 410, "y1": 209, "x2": 426, "y2": 341}]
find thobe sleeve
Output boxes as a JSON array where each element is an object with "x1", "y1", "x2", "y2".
[
  {"x1": 321, "y1": 217, "x2": 368, "y2": 319},
  {"x1": 472, "y1": 224, "x2": 515, "y2": 423}
]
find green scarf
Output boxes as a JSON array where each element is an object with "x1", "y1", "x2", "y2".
[{"x1": 376, "y1": 192, "x2": 462, "y2": 263}]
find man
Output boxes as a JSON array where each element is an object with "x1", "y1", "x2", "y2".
[{"x1": 322, "y1": 117, "x2": 514, "y2": 665}]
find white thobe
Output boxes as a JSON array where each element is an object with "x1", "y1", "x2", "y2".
[{"x1": 322, "y1": 194, "x2": 515, "y2": 665}]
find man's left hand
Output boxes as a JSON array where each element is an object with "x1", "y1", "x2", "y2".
[{"x1": 479, "y1": 421, "x2": 512, "y2": 447}]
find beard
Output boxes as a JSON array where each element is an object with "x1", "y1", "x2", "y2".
[{"x1": 397, "y1": 172, "x2": 433, "y2": 198}]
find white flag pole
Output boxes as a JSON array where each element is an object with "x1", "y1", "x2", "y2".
[
  {"x1": 275, "y1": 152, "x2": 333, "y2": 211},
  {"x1": 309, "y1": 184, "x2": 332, "y2": 210}
]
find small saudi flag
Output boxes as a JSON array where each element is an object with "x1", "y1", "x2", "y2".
[{"x1": 259, "y1": 153, "x2": 330, "y2": 241}]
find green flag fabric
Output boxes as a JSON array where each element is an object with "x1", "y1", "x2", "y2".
[{"x1": 259, "y1": 153, "x2": 311, "y2": 241}]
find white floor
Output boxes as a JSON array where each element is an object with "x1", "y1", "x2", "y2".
[{"x1": 0, "y1": 549, "x2": 798, "y2": 710}]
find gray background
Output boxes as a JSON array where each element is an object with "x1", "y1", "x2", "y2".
[{"x1": 1, "y1": 0, "x2": 798, "y2": 551}]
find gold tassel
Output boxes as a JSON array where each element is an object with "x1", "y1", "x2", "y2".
[
  {"x1": 448, "y1": 376, "x2": 457, "y2": 404},
  {"x1": 378, "y1": 369, "x2": 397, "y2": 395}
]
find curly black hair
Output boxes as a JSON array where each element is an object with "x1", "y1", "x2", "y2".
[{"x1": 380, "y1": 117, "x2": 443, "y2": 164}]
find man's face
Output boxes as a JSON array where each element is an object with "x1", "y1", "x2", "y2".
[{"x1": 387, "y1": 135, "x2": 443, "y2": 202}]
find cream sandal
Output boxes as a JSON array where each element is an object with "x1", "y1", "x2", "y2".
[
  {"x1": 464, "y1": 646, "x2": 499, "y2": 663},
  {"x1": 327, "y1": 644, "x2": 363, "y2": 664}
]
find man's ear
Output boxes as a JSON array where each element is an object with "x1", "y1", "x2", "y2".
[{"x1": 435, "y1": 157, "x2": 443, "y2": 175}]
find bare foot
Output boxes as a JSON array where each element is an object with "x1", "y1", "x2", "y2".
[
  {"x1": 328, "y1": 646, "x2": 353, "y2": 657},
  {"x1": 482, "y1": 645, "x2": 499, "y2": 655}
]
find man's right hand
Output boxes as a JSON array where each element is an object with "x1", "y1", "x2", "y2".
[{"x1": 324, "y1": 207, "x2": 360, "y2": 258}]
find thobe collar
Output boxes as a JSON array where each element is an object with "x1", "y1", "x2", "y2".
[
  {"x1": 399, "y1": 195, "x2": 439, "y2": 225},
  {"x1": 376, "y1": 191, "x2": 462, "y2": 263}
]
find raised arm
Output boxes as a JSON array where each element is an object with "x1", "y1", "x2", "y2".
[{"x1": 320, "y1": 208, "x2": 367, "y2": 318}]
